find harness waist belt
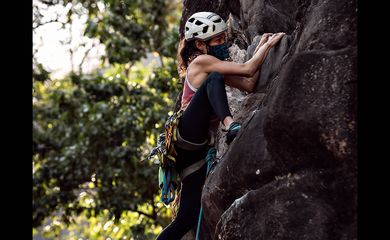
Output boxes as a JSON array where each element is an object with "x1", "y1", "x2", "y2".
[
  {"x1": 180, "y1": 159, "x2": 206, "y2": 181},
  {"x1": 176, "y1": 129, "x2": 207, "y2": 151}
]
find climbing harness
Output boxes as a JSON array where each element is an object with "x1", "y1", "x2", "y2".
[
  {"x1": 146, "y1": 110, "x2": 182, "y2": 205},
  {"x1": 146, "y1": 110, "x2": 208, "y2": 205},
  {"x1": 144, "y1": 106, "x2": 221, "y2": 239},
  {"x1": 159, "y1": 160, "x2": 178, "y2": 205}
]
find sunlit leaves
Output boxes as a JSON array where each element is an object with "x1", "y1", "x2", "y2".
[
  {"x1": 83, "y1": 0, "x2": 176, "y2": 64},
  {"x1": 33, "y1": 58, "x2": 181, "y2": 232},
  {"x1": 33, "y1": 0, "x2": 182, "y2": 238},
  {"x1": 33, "y1": 63, "x2": 51, "y2": 82}
]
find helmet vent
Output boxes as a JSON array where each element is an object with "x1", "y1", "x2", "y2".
[
  {"x1": 202, "y1": 26, "x2": 209, "y2": 33},
  {"x1": 188, "y1": 18, "x2": 195, "y2": 23},
  {"x1": 213, "y1": 25, "x2": 216, "y2": 31},
  {"x1": 195, "y1": 20, "x2": 202, "y2": 26},
  {"x1": 213, "y1": 18, "x2": 222, "y2": 23},
  {"x1": 193, "y1": 32, "x2": 198, "y2": 36}
]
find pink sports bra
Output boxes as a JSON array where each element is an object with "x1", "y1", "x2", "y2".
[{"x1": 180, "y1": 68, "x2": 220, "y2": 144}]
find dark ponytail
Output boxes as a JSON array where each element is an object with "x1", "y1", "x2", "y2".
[
  {"x1": 177, "y1": 38, "x2": 202, "y2": 81},
  {"x1": 175, "y1": 38, "x2": 202, "y2": 112}
]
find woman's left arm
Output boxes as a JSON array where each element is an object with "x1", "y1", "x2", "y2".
[
  {"x1": 224, "y1": 70, "x2": 260, "y2": 93},
  {"x1": 224, "y1": 33, "x2": 272, "y2": 92}
]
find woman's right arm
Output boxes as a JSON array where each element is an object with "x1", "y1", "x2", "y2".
[
  {"x1": 194, "y1": 33, "x2": 285, "y2": 78},
  {"x1": 243, "y1": 32, "x2": 285, "y2": 76}
]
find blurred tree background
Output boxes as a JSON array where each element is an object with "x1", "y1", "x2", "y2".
[{"x1": 33, "y1": 0, "x2": 182, "y2": 239}]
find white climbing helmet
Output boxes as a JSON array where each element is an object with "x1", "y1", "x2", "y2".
[{"x1": 184, "y1": 12, "x2": 227, "y2": 41}]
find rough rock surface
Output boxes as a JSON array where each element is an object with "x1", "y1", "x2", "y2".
[
  {"x1": 215, "y1": 170, "x2": 355, "y2": 240},
  {"x1": 179, "y1": 0, "x2": 357, "y2": 239}
]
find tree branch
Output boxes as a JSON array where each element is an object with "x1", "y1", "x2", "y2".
[
  {"x1": 159, "y1": 54, "x2": 165, "y2": 68},
  {"x1": 68, "y1": 13, "x2": 75, "y2": 75},
  {"x1": 33, "y1": 19, "x2": 66, "y2": 30},
  {"x1": 78, "y1": 42, "x2": 97, "y2": 75},
  {"x1": 40, "y1": 0, "x2": 61, "y2": 6},
  {"x1": 132, "y1": 209, "x2": 155, "y2": 219},
  {"x1": 149, "y1": 196, "x2": 160, "y2": 221},
  {"x1": 124, "y1": 62, "x2": 134, "y2": 80}
]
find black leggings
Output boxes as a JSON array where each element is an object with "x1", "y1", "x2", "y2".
[
  {"x1": 156, "y1": 72, "x2": 231, "y2": 239},
  {"x1": 180, "y1": 71, "x2": 232, "y2": 144}
]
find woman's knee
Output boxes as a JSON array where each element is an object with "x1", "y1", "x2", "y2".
[
  {"x1": 205, "y1": 71, "x2": 224, "y2": 87},
  {"x1": 208, "y1": 71, "x2": 224, "y2": 81}
]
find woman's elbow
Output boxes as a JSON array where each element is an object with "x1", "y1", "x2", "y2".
[
  {"x1": 243, "y1": 80, "x2": 256, "y2": 93},
  {"x1": 249, "y1": 68, "x2": 257, "y2": 78},
  {"x1": 246, "y1": 84, "x2": 256, "y2": 93},
  {"x1": 246, "y1": 86, "x2": 255, "y2": 93},
  {"x1": 243, "y1": 64, "x2": 255, "y2": 78}
]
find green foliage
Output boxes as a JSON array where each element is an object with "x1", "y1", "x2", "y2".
[
  {"x1": 83, "y1": 0, "x2": 177, "y2": 64},
  {"x1": 36, "y1": 202, "x2": 168, "y2": 239},
  {"x1": 33, "y1": 0, "x2": 183, "y2": 238},
  {"x1": 33, "y1": 63, "x2": 51, "y2": 82},
  {"x1": 147, "y1": 58, "x2": 181, "y2": 98},
  {"x1": 33, "y1": 62, "x2": 180, "y2": 227}
]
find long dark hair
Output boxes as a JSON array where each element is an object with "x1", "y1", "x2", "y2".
[
  {"x1": 174, "y1": 38, "x2": 203, "y2": 112},
  {"x1": 177, "y1": 38, "x2": 203, "y2": 81}
]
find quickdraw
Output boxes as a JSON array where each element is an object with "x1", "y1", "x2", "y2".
[
  {"x1": 162, "y1": 110, "x2": 183, "y2": 164},
  {"x1": 145, "y1": 110, "x2": 183, "y2": 205}
]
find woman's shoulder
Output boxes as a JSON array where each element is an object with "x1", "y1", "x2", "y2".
[{"x1": 190, "y1": 54, "x2": 216, "y2": 65}]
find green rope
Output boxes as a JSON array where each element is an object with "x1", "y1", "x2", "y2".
[{"x1": 195, "y1": 147, "x2": 216, "y2": 240}]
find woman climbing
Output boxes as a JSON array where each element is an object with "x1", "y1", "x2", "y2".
[{"x1": 156, "y1": 11, "x2": 285, "y2": 239}]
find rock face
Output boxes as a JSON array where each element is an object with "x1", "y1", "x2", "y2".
[
  {"x1": 215, "y1": 170, "x2": 355, "y2": 240},
  {"x1": 179, "y1": 0, "x2": 357, "y2": 239}
]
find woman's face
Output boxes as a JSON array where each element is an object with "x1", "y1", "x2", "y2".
[
  {"x1": 194, "y1": 32, "x2": 227, "y2": 54},
  {"x1": 209, "y1": 32, "x2": 226, "y2": 46}
]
